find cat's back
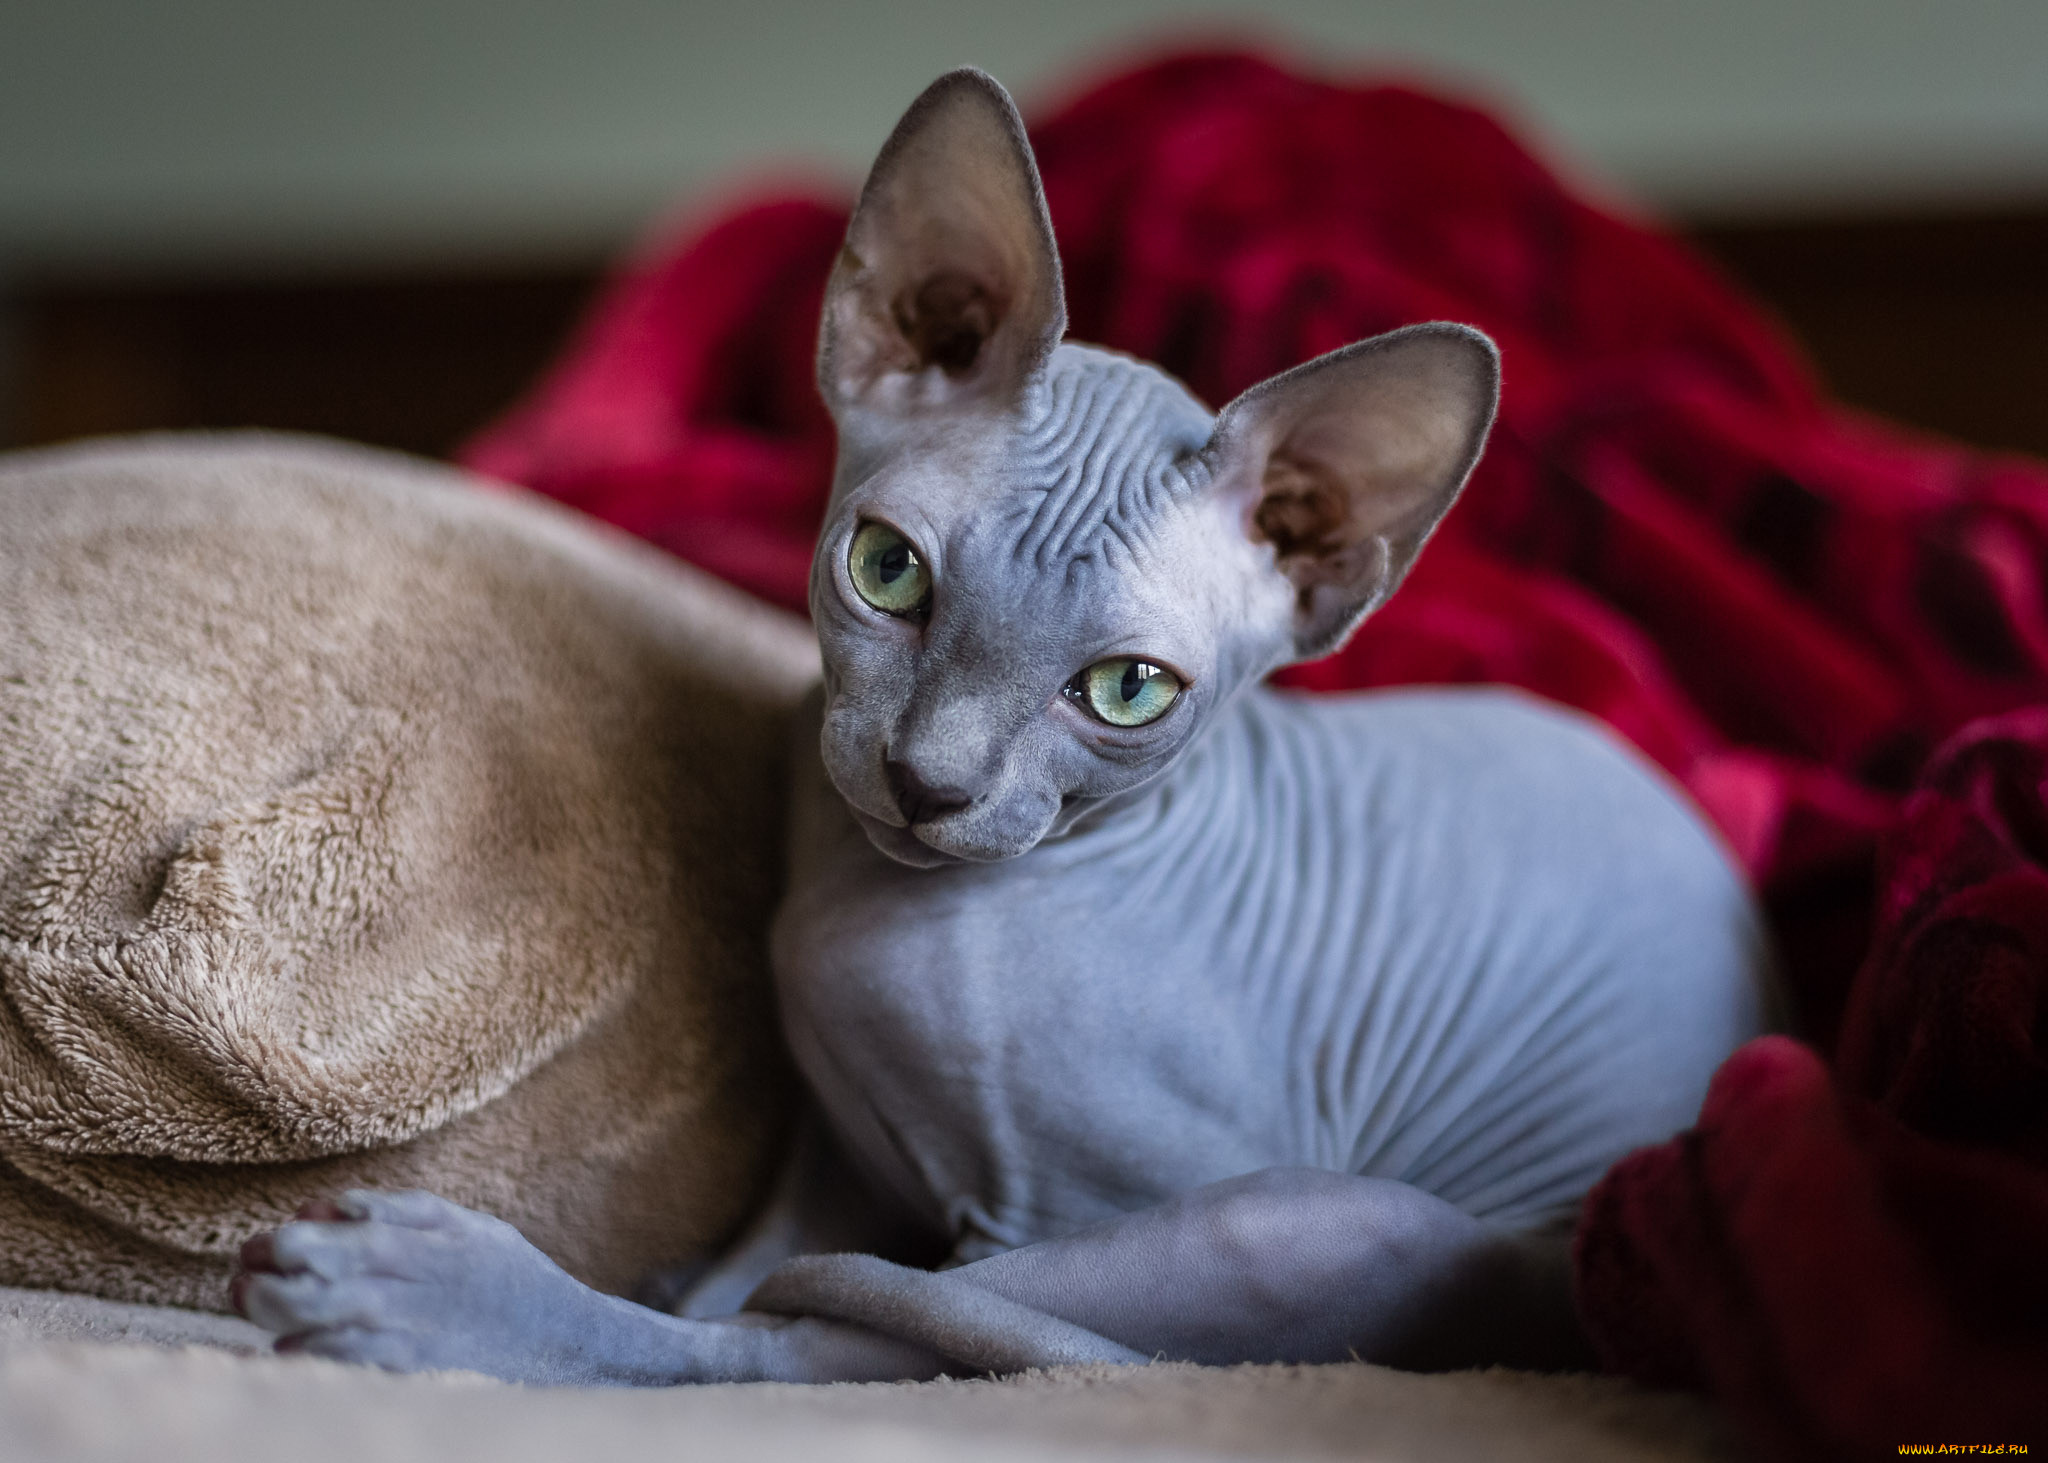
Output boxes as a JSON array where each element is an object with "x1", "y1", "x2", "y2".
[
  {"x1": 1223, "y1": 683, "x2": 1776, "y2": 1222},
  {"x1": 1250, "y1": 681, "x2": 1736, "y2": 922}
]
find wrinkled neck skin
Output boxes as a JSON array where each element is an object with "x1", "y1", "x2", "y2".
[{"x1": 812, "y1": 343, "x2": 1295, "y2": 872}]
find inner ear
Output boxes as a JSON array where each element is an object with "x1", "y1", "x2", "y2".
[
  {"x1": 1253, "y1": 452, "x2": 1364, "y2": 565},
  {"x1": 1251, "y1": 449, "x2": 1401, "y2": 643},
  {"x1": 894, "y1": 269, "x2": 1005, "y2": 376},
  {"x1": 819, "y1": 69, "x2": 1066, "y2": 420}
]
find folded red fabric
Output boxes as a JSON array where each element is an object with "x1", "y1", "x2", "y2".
[
  {"x1": 1582, "y1": 714, "x2": 2048, "y2": 1454},
  {"x1": 462, "y1": 50, "x2": 2048, "y2": 1457}
]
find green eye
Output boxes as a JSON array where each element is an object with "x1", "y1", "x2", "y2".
[
  {"x1": 1067, "y1": 658, "x2": 1183, "y2": 728},
  {"x1": 849, "y1": 521, "x2": 931, "y2": 617}
]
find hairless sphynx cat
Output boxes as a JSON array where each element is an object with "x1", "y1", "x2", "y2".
[{"x1": 232, "y1": 68, "x2": 1777, "y2": 1383}]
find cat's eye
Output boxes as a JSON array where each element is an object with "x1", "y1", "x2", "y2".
[
  {"x1": 1066, "y1": 658, "x2": 1183, "y2": 728},
  {"x1": 849, "y1": 521, "x2": 932, "y2": 617}
]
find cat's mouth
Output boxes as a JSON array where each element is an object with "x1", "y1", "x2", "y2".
[
  {"x1": 819, "y1": 733, "x2": 1053, "y2": 865},
  {"x1": 843, "y1": 797, "x2": 1051, "y2": 867},
  {"x1": 852, "y1": 806, "x2": 971, "y2": 868}
]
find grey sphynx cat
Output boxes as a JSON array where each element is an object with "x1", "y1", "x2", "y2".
[{"x1": 232, "y1": 69, "x2": 1775, "y2": 1382}]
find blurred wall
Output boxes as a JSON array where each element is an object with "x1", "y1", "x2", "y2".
[{"x1": 5, "y1": 0, "x2": 2048, "y2": 274}]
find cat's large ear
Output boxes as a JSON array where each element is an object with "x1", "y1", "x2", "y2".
[
  {"x1": 817, "y1": 68, "x2": 1066, "y2": 431},
  {"x1": 1207, "y1": 323, "x2": 1500, "y2": 660}
]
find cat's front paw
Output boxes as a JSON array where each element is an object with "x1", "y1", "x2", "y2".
[{"x1": 231, "y1": 1189, "x2": 614, "y2": 1383}]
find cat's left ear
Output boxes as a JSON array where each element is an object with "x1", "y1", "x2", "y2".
[
  {"x1": 817, "y1": 68, "x2": 1065, "y2": 432},
  {"x1": 1206, "y1": 323, "x2": 1500, "y2": 660}
]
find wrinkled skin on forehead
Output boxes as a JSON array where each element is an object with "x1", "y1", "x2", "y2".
[{"x1": 813, "y1": 344, "x2": 1295, "y2": 866}]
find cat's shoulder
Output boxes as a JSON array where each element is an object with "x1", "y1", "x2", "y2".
[
  {"x1": 1234, "y1": 682, "x2": 1728, "y2": 870},
  {"x1": 1243, "y1": 682, "x2": 1642, "y2": 778}
]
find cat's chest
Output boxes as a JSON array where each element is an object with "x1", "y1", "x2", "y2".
[{"x1": 773, "y1": 804, "x2": 1289, "y2": 1252}]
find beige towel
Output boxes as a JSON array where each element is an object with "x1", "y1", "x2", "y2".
[
  {"x1": 0, "y1": 1284, "x2": 1743, "y2": 1463},
  {"x1": 0, "y1": 433, "x2": 817, "y2": 1309}
]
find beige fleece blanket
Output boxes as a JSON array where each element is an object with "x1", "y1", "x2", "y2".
[
  {"x1": 0, "y1": 1285, "x2": 1738, "y2": 1462},
  {"x1": 0, "y1": 433, "x2": 817, "y2": 1308}
]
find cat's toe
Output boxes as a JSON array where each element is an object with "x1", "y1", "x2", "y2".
[
  {"x1": 277, "y1": 1323, "x2": 427, "y2": 1372},
  {"x1": 233, "y1": 1269, "x2": 399, "y2": 1337},
  {"x1": 232, "y1": 1270, "x2": 318, "y2": 1333},
  {"x1": 252, "y1": 1214, "x2": 426, "y2": 1282}
]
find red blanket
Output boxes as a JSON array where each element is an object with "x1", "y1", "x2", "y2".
[{"x1": 462, "y1": 51, "x2": 2048, "y2": 1456}]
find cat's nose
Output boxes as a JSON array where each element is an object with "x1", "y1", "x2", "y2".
[{"x1": 884, "y1": 760, "x2": 971, "y2": 826}]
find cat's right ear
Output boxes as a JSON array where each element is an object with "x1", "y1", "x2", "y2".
[{"x1": 817, "y1": 69, "x2": 1066, "y2": 431}]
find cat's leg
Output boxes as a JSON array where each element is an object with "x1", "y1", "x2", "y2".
[
  {"x1": 230, "y1": 1189, "x2": 959, "y2": 1385},
  {"x1": 753, "y1": 1167, "x2": 1593, "y2": 1373},
  {"x1": 234, "y1": 1168, "x2": 1586, "y2": 1382}
]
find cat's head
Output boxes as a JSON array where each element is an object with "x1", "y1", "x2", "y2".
[{"x1": 811, "y1": 69, "x2": 1498, "y2": 868}]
